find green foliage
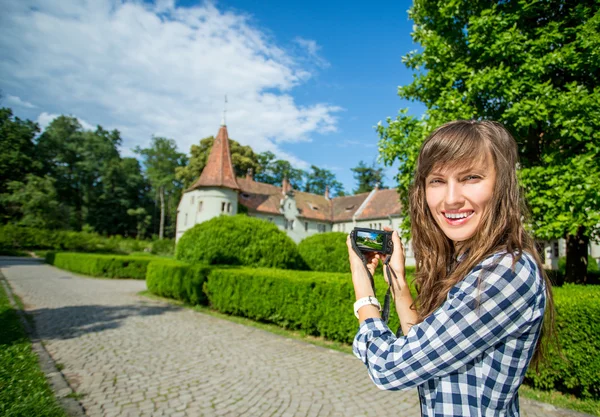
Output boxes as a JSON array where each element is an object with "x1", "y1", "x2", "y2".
[
  {"x1": 525, "y1": 284, "x2": 600, "y2": 399},
  {"x1": 204, "y1": 268, "x2": 400, "y2": 343},
  {"x1": 558, "y1": 256, "x2": 599, "y2": 275},
  {"x1": 351, "y1": 161, "x2": 386, "y2": 194},
  {"x1": 175, "y1": 215, "x2": 307, "y2": 269},
  {"x1": 135, "y1": 136, "x2": 187, "y2": 239},
  {"x1": 0, "y1": 281, "x2": 67, "y2": 417},
  {"x1": 378, "y1": 1, "x2": 600, "y2": 247},
  {"x1": 298, "y1": 232, "x2": 350, "y2": 273},
  {"x1": 0, "y1": 224, "x2": 152, "y2": 254},
  {"x1": 46, "y1": 252, "x2": 153, "y2": 279},
  {"x1": 304, "y1": 165, "x2": 345, "y2": 197},
  {"x1": 0, "y1": 174, "x2": 64, "y2": 229},
  {"x1": 151, "y1": 238, "x2": 175, "y2": 256},
  {"x1": 255, "y1": 151, "x2": 305, "y2": 189},
  {"x1": 0, "y1": 107, "x2": 40, "y2": 195},
  {"x1": 175, "y1": 136, "x2": 261, "y2": 189},
  {"x1": 146, "y1": 260, "x2": 212, "y2": 305}
]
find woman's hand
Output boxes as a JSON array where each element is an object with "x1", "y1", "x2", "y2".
[{"x1": 383, "y1": 229, "x2": 409, "y2": 296}]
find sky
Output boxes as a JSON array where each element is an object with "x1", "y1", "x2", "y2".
[{"x1": 0, "y1": 0, "x2": 426, "y2": 194}]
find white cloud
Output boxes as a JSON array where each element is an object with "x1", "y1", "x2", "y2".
[
  {"x1": 0, "y1": 0, "x2": 341, "y2": 169},
  {"x1": 294, "y1": 37, "x2": 330, "y2": 69},
  {"x1": 4, "y1": 95, "x2": 36, "y2": 109}
]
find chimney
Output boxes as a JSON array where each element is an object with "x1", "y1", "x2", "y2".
[
  {"x1": 282, "y1": 178, "x2": 290, "y2": 195},
  {"x1": 375, "y1": 182, "x2": 380, "y2": 190},
  {"x1": 246, "y1": 168, "x2": 253, "y2": 181},
  {"x1": 324, "y1": 185, "x2": 330, "y2": 200}
]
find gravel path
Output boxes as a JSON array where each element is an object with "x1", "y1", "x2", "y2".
[{"x1": 0, "y1": 257, "x2": 589, "y2": 417}]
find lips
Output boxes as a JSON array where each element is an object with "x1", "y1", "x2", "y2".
[{"x1": 442, "y1": 210, "x2": 474, "y2": 225}]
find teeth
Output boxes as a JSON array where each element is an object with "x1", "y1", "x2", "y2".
[{"x1": 445, "y1": 212, "x2": 471, "y2": 219}]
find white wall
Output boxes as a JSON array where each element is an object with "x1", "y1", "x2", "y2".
[{"x1": 176, "y1": 187, "x2": 238, "y2": 242}]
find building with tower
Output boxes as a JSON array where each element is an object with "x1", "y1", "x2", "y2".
[{"x1": 175, "y1": 122, "x2": 599, "y2": 270}]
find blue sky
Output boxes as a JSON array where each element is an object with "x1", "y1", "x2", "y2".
[{"x1": 0, "y1": 0, "x2": 425, "y2": 194}]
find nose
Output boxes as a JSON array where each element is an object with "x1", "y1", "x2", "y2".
[{"x1": 445, "y1": 180, "x2": 464, "y2": 207}]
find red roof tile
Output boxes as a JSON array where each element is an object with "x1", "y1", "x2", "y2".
[
  {"x1": 356, "y1": 188, "x2": 401, "y2": 220},
  {"x1": 189, "y1": 125, "x2": 239, "y2": 190}
]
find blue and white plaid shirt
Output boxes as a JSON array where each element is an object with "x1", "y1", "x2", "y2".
[{"x1": 353, "y1": 251, "x2": 546, "y2": 417}]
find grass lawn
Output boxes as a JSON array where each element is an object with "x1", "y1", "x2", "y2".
[
  {"x1": 0, "y1": 279, "x2": 66, "y2": 417},
  {"x1": 140, "y1": 289, "x2": 600, "y2": 417}
]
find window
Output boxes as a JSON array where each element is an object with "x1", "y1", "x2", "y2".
[
  {"x1": 227, "y1": 202, "x2": 231, "y2": 213},
  {"x1": 304, "y1": 221, "x2": 308, "y2": 232},
  {"x1": 284, "y1": 219, "x2": 289, "y2": 230},
  {"x1": 268, "y1": 217, "x2": 273, "y2": 222},
  {"x1": 290, "y1": 220, "x2": 294, "y2": 230},
  {"x1": 221, "y1": 202, "x2": 226, "y2": 212},
  {"x1": 184, "y1": 213, "x2": 188, "y2": 226},
  {"x1": 288, "y1": 202, "x2": 292, "y2": 209},
  {"x1": 198, "y1": 201, "x2": 203, "y2": 212},
  {"x1": 553, "y1": 242, "x2": 559, "y2": 257},
  {"x1": 318, "y1": 224, "x2": 326, "y2": 233},
  {"x1": 379, "y1": 223, "x2": 382, "y2": 230},
  {"x1": 191, "y1": 196, "x2": 195, "y2": 205}
]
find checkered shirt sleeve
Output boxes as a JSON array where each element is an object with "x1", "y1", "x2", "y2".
[{"x1": 353, "y1": 251, "x2": 546, "y2": 394}]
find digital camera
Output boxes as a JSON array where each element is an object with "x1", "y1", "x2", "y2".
[{"x1": 351, "y1": 227, "x2": 394, "y2": 255}]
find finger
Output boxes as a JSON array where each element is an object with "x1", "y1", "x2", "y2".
[{"x1": 384, "y1": 226, "x2": 392, "y2": 231}]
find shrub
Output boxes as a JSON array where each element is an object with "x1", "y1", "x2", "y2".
[
  {"x1": 151, "y1": 238, "x2": 175, "y2": 256},
  {"x1": 175, "y1": 215, "x2": 307, "y2": 269},
  {"x1": 558, "y1": 255, "x2": 599, "y2": 274},
  {"x1": 46, "y1": 252, "x2": 153, "y2": 279},
  {"x1": 204, "y1": 268, "x2": 401, "y2": 343},
  {"x1": 146, "y1": 260, "x2": 211, "y2": 305},
  {"x1": 298, "y1": 232, "x2": 350, "y2": 273},
  {"x1": 525, "y1": 284, "x2": 600, "y2": 399},
  {"x1": 0, "y1": 224, "x2": 153, "y2": 254}
]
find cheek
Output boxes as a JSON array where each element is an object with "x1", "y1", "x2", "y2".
[{"x1": 425, "y1": 188, "x2": 440, "y2": 214}]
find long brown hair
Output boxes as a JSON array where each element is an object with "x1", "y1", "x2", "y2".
[{"x1": 409, "y1": 120, "x2": 555, "y2": 367}]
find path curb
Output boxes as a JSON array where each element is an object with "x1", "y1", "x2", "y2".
[{"x1": 0, "y1": 269, "x2": 87, "y2": 417}]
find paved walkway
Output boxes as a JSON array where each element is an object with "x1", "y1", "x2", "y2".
[{"x1": 0, "y1": 257, "x2": 589, "y2": 417}]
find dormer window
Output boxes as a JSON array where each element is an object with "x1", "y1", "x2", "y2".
[
  {"x1": 309, "y1": 203, "x2": 319, "y2": 211},
  {"x1": 241, "y1": 193, "x2": 250, "y2": 199},
  {"x1": 345, "y1": 205, "x2": 355, "y2": 211}
]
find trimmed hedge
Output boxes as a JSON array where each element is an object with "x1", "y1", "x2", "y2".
[
  {"x1": 46, "y1": 252, "x2": 154, "y2": 279},
  {"x1": 175, "y1": 215, "x2": 307, "y2": 270},
  {"x1": 525, "y1": 284, "x2": 600, "y2": 399},
  {"x1": 0, "y1": 224, "x2": 163, "y2": 254},
  {"x1": 204, "y1": 268, "x2": 401, "y2": 343},
  {"x1": 298, "y1": 232, "x2": 350, "y2": 273},
  {"x1": 146, "y1": 260, "x2": 212, "y2": 305}
]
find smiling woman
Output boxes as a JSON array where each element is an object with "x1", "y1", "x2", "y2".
[{"x1": 347, "y1": 120, "x2": 557, "y2": 417}]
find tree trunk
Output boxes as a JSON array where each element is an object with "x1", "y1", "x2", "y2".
[
  {"x1": 159, "y1": 186, "x2": 165, "y2": 240},
  {"x1": 565, "y1": 226, "x2": 589, "y2": 283}
]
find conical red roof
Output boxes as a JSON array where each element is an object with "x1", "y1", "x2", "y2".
[{"x1": 189, "y1": 125, "x2": 239, "y2": 190}]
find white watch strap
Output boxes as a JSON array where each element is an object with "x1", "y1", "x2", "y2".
[{"x1": 354, "y1": 296, "x2": 381, "y2": 318}]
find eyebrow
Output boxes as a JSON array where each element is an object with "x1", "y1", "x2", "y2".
[{"x1": 428, "y1": 166, "x2": 488, "y2": 177}]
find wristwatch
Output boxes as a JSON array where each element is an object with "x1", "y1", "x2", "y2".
[{"x1": 354, "y1": 296, "x2": 381, "y2": 318}]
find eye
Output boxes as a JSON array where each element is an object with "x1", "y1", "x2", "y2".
[
  {"x1": 463, "y1": 175, "x2": 482, "y2": 182},
  {"x1": 428, "y1": 178, "x2": 444, "y2": 185}
]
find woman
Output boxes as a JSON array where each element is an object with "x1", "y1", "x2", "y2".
[{"x1": 347, "y1": 120, "x2": 554, "y2": 416}]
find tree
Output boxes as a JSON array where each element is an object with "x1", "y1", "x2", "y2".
[
  {"x1": 0, "y1": 174, "x2": 64, "y2": 229},
  {"x1": 0, "y1": 108, "x2": 40, "y2": 219},
  {"x1": 175, "y1": 136, "x2": 260, "y2": 189},
  {"x1": 351, "y1": 160, "x2": 386, "y2": 194},
  {"x1": 378, "y1": 0, "x2": 600, "y2": 281},
  {"x1": 255, "y1": 151, "x2": 305, "y2": 189},
  {"x1": 304, "y1": 165, "x2": 345, "y2": 197},
  {"x1": 135, "y1": 137, "x2": 187, "y2": 239}
]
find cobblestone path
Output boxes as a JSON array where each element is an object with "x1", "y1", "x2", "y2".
[{"x1": 0, "y1": 258, "x2": 588, "y2": 417}]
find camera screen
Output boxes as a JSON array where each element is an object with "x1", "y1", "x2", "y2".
[{"x1": 356, "y1": 230, "x2": 384, "y2": 252}]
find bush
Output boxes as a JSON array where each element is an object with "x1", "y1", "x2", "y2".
[
  {"x1": 151, "y1": 238, "x2": 175, "y2": 256},
  {"x1": 46, "y1": 252, "x2": 153, "y2": 279},
  {"x1": 558, "y1": 255, "x2": 599, "y2": 275},
  {"x1": 146, "y1": 260, "x2": 211, "y2": 305},
  {"x1": 0, "y1": 224, "x2": 153, "y2": 254},
  {"x1": 298, "y1": 232, "x2": 350, "y2": 273},
  {"x1": 204, "y1": 268, "x2": 401, "y2": 343},
  {"x1": 175, "y1": 215, "x2": 307, "y2": 269},
  {"x1": 525, "y1": 284, "x2": 600, "y2": 399}
]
